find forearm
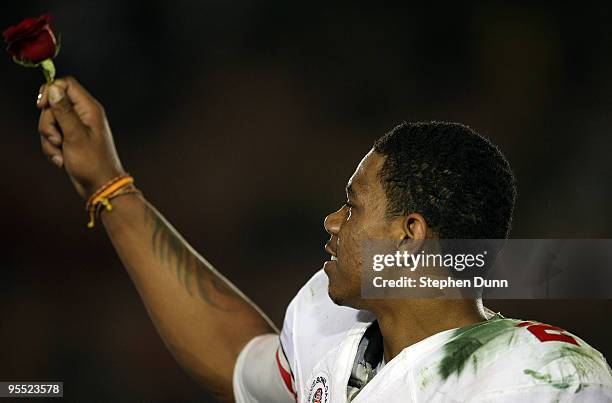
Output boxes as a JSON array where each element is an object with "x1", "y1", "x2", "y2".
[
  {"x1": 100, "y1": 191, "x2": 276, "y2": 400},
  {"x1": 36, "y1": 77, "x2": 274, "y2": 401}
]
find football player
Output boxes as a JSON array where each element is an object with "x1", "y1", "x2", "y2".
[{"x1": 37, "y1": 77, "x2": 612, "y2": 402}]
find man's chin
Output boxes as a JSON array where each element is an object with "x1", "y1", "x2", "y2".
[
  {"x1": 328, "y1": 289, "x2": 346, "y2": 307},
  {"x1": 328, "y1": 288, "x2": 368, "y2": 310},
  {"x1": 327, "y1": 284, "x2": 359, "y2": 308},
  {"x1": 326, "y1": 281, "x2": 344, "y2": 305},
  {"x1": 325, "y1": 271, "x2": 357, "y2": 307}
]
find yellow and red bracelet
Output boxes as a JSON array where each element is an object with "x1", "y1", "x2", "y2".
[{"x1": 85, "y1": 173, "x2": 137, "y2": 228}]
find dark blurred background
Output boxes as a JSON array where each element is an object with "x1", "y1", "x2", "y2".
[{"x1": 2, "y1": 2, "x2": 611, "y2": 402}]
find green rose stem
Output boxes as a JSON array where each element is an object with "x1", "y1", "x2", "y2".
[
  {"x1": 40, "y1": 59, "x2": 56, "y2": 84},
  {"x1": 11, "y1": 56, "x2": 57, "y2": 84}
]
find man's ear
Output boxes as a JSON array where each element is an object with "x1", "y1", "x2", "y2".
[
  {"x1": 405, "y1": 213, "x2": 428, "y2": 239},
  {"x1": 397, "y1": 213, "x2": 428, "y2": 251}
]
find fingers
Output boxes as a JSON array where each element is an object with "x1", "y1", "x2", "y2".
[
  {"x1": 38, "y1": 108, "x2": 63, "y2": 146},
  {"x1": 47, "y1": 78, "x2": 91, "y2": 142},
  {"x1": 36, "y1": 83, "x2": 48, "y2": 109},
  {"x1": 51, "y1": 76, "x2": 102, "y2": 125},
  {"x1": 41, "y1": 134, "x2": 63, "y2": 168},
  {"x1": 39, "y1": 107, "x2": 63, "y2": 167}
]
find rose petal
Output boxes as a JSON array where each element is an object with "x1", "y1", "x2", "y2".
[
  {"x1": 9, "y1": 29, "x2": 56, "y2": 62},
  {"x1": 4, "y1": 14, "x2": 53, "y2": 42},
  {"x1": 3, "y1": 13, "x2": 56, "y2": 64}
]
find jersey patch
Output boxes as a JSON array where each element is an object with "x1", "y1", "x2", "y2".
[{"x1": 307, "y1": 372, "x2": 330, "y2": 403}]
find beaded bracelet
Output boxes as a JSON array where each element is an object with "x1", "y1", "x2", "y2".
[
  {"x1": 92, "y1": 186, "x2": 142, "y2": 224},
  {"x1": 85, "y1": 173, "x2": 136, "y2": 228}
]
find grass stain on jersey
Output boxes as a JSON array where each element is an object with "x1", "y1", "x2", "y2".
[
  {"x1": 538, "y1": 345, "x2": 606, "y2": 393},
  {"x1": 418, "y1": 366, "x2": 432, "y2": 389},
  {"x1": 521, "y1": 345, "x2": 608, "y2": 393},
  {"x1": 554, "y1": 345, "x2": 600, "y2": 372},
  {"x1": 439, "y1": 316, "x2": 611, "y2": 392},
  {"x1": 523, "y1": 369, "x2": 571, "y2": 390},
  {"x1": 438, "y1": 315, "x2": 516, "y2": 380}
]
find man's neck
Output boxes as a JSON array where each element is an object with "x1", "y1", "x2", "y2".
[{"x1": 370, "y1": 299, "x2": 486, "y2": 362}]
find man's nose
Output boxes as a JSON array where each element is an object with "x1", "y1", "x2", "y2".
[{"x1": 324, "y1": 207, "x2": 345, "y2": 236}]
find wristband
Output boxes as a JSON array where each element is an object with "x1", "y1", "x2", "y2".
[{"x1": 85, "y1": 173, "x2": 137, "y2": 228}]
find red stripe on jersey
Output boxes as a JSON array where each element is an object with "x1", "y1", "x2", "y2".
[{"x1": 276, "y1": 348, "x2": 297, "y2": 401}]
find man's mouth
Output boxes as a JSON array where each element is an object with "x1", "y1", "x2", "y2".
[
  {"x1": 323, "y1": 257, "x2": 337, "y2": 272},
  {"x1": 324, "y1": 241, "x2": 338, "y2": 272},
  {"x1": 323, "y1": 245, "x2": 338, "y2": 272},
  {"x1": 324, "y1": 242, "x2": 337, "y2": 258}
]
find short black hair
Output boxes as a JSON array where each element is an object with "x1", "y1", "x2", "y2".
[{"x1": 373, "y1": 121, "x2": 516, "y2": 239}]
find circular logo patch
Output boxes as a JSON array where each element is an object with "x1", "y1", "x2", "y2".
[{"x1": 307, "y1": 372, "x2": 330, "y2": 403}]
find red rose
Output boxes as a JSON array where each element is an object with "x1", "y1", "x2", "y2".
[{"x1": 3, "y1": 13, "x2": 58, "y2": 64}]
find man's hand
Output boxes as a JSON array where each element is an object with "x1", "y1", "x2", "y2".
[{"x1": 37, "y1": 76, "x2": 125, "y2": 199}]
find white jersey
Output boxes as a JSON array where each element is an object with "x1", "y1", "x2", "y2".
[
  {"x1": 280, "y1": 270, "x2": 375, "y2": 399},
  {"x1": 235, "y1": 269, "x2": 612, "y2": 402}
]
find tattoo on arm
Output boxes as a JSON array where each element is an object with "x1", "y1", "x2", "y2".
[{"x1": 145, "y1": 204, "x2": 240, "y2": 310}]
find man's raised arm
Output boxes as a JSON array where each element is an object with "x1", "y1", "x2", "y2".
[{"x1": 36, "y1": 77, "x2": 277, "y2": 402}]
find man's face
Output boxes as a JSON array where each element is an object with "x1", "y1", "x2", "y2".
[{"x1": 323, "y1": 150, "x2": 395, "y2": 307}]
